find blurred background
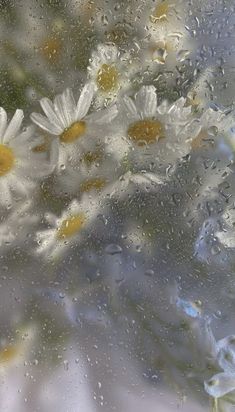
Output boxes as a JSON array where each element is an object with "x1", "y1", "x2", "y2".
[{"x1": 1, "y1": 1, "x2": 235, "y2": 411}]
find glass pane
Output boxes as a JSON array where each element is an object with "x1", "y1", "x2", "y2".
[{"x1": 0, "y1": 1, "x2": 235, "y2": 411}]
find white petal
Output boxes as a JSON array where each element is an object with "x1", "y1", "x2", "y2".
[
  {"x1": 135, "y1": 86, "x2": 157, "y2": 118},
  {"x1": 13, "y1": 125, "x2": 35, "y2": 145},
  {"x1": 49, "y1": 139, "x2": 60, "y2": 169},
  {"x1": 37, "y1": 229, "x2": 56, "y2": 240},
  {"x1": 54, "y1": 94, "x2": 69, "y2": 128},
  {"x1": 218, "y1": 348, "x2": 235, "y2": 374},
  {"x1": 76, "y1": 82, "x2": 95, "y2": 120},
  {"x1": 0, "y1": 179, "x2": 12, "y2": 206},
  {"x1": 3, "y1": 109, "x2": 24, "y2": 143},
  {"x1": 205, "y1": 372, "x2": 235, "y2": 398},
  {"x1": 62, "y1": 88, "x2": 77, "y2": 125},
  {"x1": 89, "y1": 104, "x2": 118, "y2": 124},
  {"x1": 31, "y1": 113, "x2": 63, "y2": 135},
  {"x1": 0, "y1": 107, "x2": 7, "y2": 141},
  {"x1": 44, "y1": 212, "x2": 58, "y2": 226},
  {"x1": 40, "y1": 97, "x2": 64, "y2": 129},
  {"x1": 14, "y1": 179, "x2": 32, "y2": 196},
  {"x1": 122, "y1": 96, "x2": 138, "y2": 120}
]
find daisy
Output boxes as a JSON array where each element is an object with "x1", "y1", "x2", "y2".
[
  {"x1": 138, "y1": 0, "x2": 194, "y2": 72},
  {"x1": 9, "y1": 0, "x2": 78, "y2": 93},
  {"x1": 0, "y1": 108, "x2": 50, "y2": 207},
  {"x1": 0, "y1": 324, "x2": 37, "y2": 373},
  {"x1": 52, "y1": 148, "x2": 122, "y2": 197},
  {"x1": 30, "y1": 83, "x2": 118, "y2": 173},
  {"x1": 116, "y1": 85, "x2": 235, "y2": 173},
  {"x1": 87, "y1": 44, "x2": 138, "y2": 107},
  {"x1": 113, "y1": 85, "x2": 195, "y2": 172},
  {"x1": 146, "y1": 0, "x2": 188, "y2": 41},
  {"x1": 36, "y1": 195, "x2": 101, "y2": 260}
]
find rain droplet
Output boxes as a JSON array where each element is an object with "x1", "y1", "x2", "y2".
[
  {"x1": 63, "y1": 360, "x2": 69, "y2": 371},
  {"x1": 105, "y1": 244, "x2": 123, "y2": 255},
  {"x1": 145, "y1": 269, "x2": 155, "y2": 277},
  {"x1": 177, "y1": 49, "x2": 190, "y2": 62}
]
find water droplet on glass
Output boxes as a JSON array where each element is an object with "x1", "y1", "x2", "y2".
[{"x1": 105, "y1": 244, "x2": 123, "y2": 255}]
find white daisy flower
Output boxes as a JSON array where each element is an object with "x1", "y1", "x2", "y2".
[
  {"x1": 0, "y1": 324, "x2": 37, "y2": 373},
  {"x1": 36, "y1": 195, "x2": 101, "y2": 260},
  {"x1": 113, "y1": 85, "x2": 195, "y2": 171},
  {"x1": 0, "y1": 108, "x2": 50, "y2": 207},
  {"x1": 87, "y1": 44, "x2": 137, "y2": 107},
  {"x1": 53, "y1": 149, "x2": 122, "y2": 197},
  {"x1": 146, "y1": 0, "x2": 188, "y2": 39},
  {"x1": 138, "y1": 0, "x2": 194, "y2": 71},
  {"x1": 30, "y1": 83, "x2": 118, "y2": 173},
  {"x1": 114, "y1": 85, "x2": 234, "y2": 173},
  {"x1": 9, "y1": 0, "x2": 79, "y2": 93},
  {"x1": 0, "y1": 324, "x2": 39, "y2": 412}
]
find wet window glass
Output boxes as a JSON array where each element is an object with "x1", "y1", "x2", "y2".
[{"x1": 0, "y1": 1, "x2": 235, "y2": 411}]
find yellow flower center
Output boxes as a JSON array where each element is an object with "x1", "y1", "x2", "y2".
[
  {"x1": 60, "y1": 121, "x2": 87, "y2": 144},
  {"x1": 150, "y1": 1, "x2": 171, "y2": 22},
  {"x1": 80, "y1": 178, "x2": 106, "y2": 193},
  {"x1": 0, "y1": 144, "x2": 15, "y2": 176},
  {"x1": 33, "y1": 143, "x2": 48, "y2": 153},
  {"x1": 32, "y1": 135, "x2": 50, "y2": 153},
  {"x1": 40, "y1": 36, "x2": 62, "y2": 63},
  {"x1": 57, "y1": 214, "x2": 86, "y2": 240},
  {"x1": 127, "y1": 119, "x2": 164, "y2": 146},
  {"x1": 82, "y1": 149, "x2": 103, "y2": 165},
  {"x1": 96, "y1": 64, "x2": 119, "y2": 93},
  {"x1": 0, "y1": 345, "x2": 18, "y2": 363}
]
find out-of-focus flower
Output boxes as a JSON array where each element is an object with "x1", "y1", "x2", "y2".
[
  {"x1": 54, "y1": 152, "x2": 121, "y2": 197},
  {"x1": 138, "y1": 0, "x2": 193, "y2": 72},
  {"x1": 36, "y1": 195, "x2": 101, "y2": 260},
  {"x1": 205, "y1": 335, "x2": 235, "y2": 401},
  {"x1": 88, "y1": 44, "x2": 137, "y2": 107}
]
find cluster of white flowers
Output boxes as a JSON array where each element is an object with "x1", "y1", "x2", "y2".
[
  {"x1": 1, "y1": 1, "x2": 235, "y2": 411},
  {"x1": 0, "y1": 66, "x2": 233, "y2": 263}
]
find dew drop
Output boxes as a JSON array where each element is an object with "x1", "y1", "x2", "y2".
[{"x1": 105, "y1": 244, "x2": 123, "y2": 255}]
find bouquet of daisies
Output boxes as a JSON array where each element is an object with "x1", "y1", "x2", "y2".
[{"x1": 1, "y1": 1, "x2": 235, "y2": 411}]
